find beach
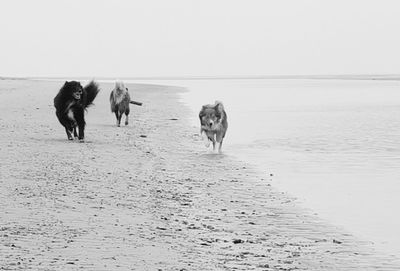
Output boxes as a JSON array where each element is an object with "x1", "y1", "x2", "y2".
[
  {"x1": 137, "y1": 78, "x2": 400, "y2": 255},
  {"x1": 0, "y1": 79, "x2": 399, "y2": 270}
]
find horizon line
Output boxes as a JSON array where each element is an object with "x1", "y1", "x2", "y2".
[{"x1": 2, "y1": 74, "x2": 400, "y2": 81}]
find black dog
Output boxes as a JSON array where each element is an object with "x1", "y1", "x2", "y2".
[{"x1": 54, "y1": 81, "x2": 100, "y2": 141}]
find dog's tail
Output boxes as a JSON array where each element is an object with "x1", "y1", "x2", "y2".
[
  {"x1": 84, "y1": 81, "x2": 100, "y2": 108},
  {"x1": 130, "y1": 100, "x2": 143, "y2": 106}
]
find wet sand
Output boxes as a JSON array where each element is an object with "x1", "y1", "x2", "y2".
[{"x1": 0, "y1": 79, "x2": 399, "y2": 270}]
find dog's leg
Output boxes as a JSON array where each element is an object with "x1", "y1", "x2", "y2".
[
  {"x1": 201, "y1": 131, "x2": 210, "y2": 147},
  {"x1": 57, "y1": 112, "x2": 73, "y2": 140},
  {"x1": 73, "y1": 126, "x2": 78, "y2": 138},
  {"x1": 218, "y1": 140, "x2": 223, "y2": 153},
  {"x1": 117, "y1": 112, "x2": 122, "y2": 127},
  {"x1": 77, "y1": 124, "x2": 85, "y2": 141},
  {"x1": 211, "y1": 137, "x2": 216, "y2": 151},
  {"x1": 125, "y1": 108, "x2": 130, "y2": 126},
  {"x1": 125, "y1": 113, "x2": 129, "y2": 126},
  {"x1": 75, "y1": 109, "x2": 85, "y2": 141},
  {"x1": 216, "y1": 133, "x2": 224, "y2": 153},
  {"x1": 115, "y1": 112, "x2": 120, "y2": 126},
  {"x1": 65, "y1": 127, "x2": 73, "y2": 140}
]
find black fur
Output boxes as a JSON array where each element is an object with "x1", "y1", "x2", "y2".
[{"x1": 54, "y1": 80, "x2": 100, "y2": 141}]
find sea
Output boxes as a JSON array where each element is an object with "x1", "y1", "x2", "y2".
[{"x1": 125, "y1": 77, "x2": 400, "y2": 257}]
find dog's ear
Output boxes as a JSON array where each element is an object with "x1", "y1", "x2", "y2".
[
  {"x1": 214, "y1": 101, "x2": 224, "y2": 114},
  {"x1": 199, "y1": 106, "x2": 206, "y2": 119},
  {"x1": 199, "y1": 105, "x2": 208, "y2": 114},
  {"x1": 64, "y1": 81, "x2": 69, "y2": 85}
]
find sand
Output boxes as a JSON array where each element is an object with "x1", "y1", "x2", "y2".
[{"x1": 0, "y1": 79, "x2": 399, "y2": 270}]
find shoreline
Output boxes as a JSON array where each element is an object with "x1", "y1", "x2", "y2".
[
  {"x1": 176, "y1": 77, "x2": 400, "y2": 257},
  {"x1": 0, "y1": 79, "x2": 399, "y2": 270}
]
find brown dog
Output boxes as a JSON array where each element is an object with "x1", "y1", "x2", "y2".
[
  {"x1": 199, "y1": 101, "x2": 228, "y2": 153},
  {"x1": 110, "y1": 81, "x2": 142, "y2": 126}
]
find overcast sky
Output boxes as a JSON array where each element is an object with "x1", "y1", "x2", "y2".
[{"x1": 1, "y1": 0, "x2": 400, "y2": 77}]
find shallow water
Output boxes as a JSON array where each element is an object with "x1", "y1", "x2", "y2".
[{"x1": 128, "y1": 78, "x2": 400, "y2": 256}]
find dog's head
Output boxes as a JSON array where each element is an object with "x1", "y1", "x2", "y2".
[
  {"x1": 64, "y1": 81, "x2": 84, "y2": 100},
  {"x1": 199, "y1": 101, "x2": 225, "y2": 130},
  {"x1": 115, "y1": 81, "x2": 128, "y2": 94}
]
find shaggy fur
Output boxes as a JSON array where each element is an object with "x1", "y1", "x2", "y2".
[
  {"x1": 110, "y1": 81, "x2": 142, "y2": 127},
  {"x1": 54, "y1": 80, "x2": 100, "y2": 141},
  {"x1": 199, "y1": 101, "x2": 228, "y2": 153}
]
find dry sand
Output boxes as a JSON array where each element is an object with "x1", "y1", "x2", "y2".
[{"x1": 0, "y1": 79, "x2": 399, "y2": 270}]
